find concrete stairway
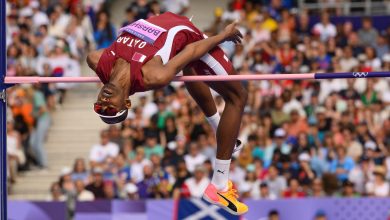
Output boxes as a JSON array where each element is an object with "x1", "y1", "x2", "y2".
[{"x1": 8, "y1": 67, "x2": 107, "y2": 200}]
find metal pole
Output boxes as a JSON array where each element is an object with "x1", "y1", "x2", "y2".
[{"x1": 0, "y1": 0, "x2": 7, "y2": 219}]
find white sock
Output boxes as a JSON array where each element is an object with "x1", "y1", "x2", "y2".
[
  {"x1": 211, "y1": 158, "x2": 231, "y2": 191},
  {"x1": 206, "y1": 112, "x2": 220, "y2": 134}
]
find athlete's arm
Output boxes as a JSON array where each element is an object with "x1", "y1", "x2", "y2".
[
  {"x1": 86, "y1": 49, "x2": 104, "y2": 71},
  {"x1": 142, "y1": 22, "x2": 242, "y2": 89}
]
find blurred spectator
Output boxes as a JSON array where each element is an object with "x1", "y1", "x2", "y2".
[
  {"x1": 162, "y1": 0, "x2": 189, "y2": 15},
  {"x1": 365, "y1": 166, "x2": 390, "y2": 197},
  {"x1": 311, "y1": 178, "x2": 326, "y2": 197},
  {"x1": 330, "y1": 147, "x2": 355, "y2": 182},
  {"x1": 130, "y1": 0, "x2": 151, "y2": 20},
  {"x1": 137, "y1": 164, "x2": 160, "y2": 198},
  {"x1": 71, "y1": 158, "x2": 89, "y2": 183},
  {"x1": 89, "y1": 130, "x2": 119, "y2": 169},
  {"x1": 283, "y1": 178, "x2": 306, "y2": 198},
  {"x1": 184, "y1": 165, "x2": 210, "y2": 198},
  {"x1": 358, "y1": 17, "x2": 378, "y2": 47},
  {"x1": 7, "y1": 120, "x2": 25, "y2": 183},
  {"x1": 124, "y1": 183, "x2": 139, "y2": 200},
  {"x1": 341, "y1": 180, "x2": 359, "y2": 197},
  {"x1": 48, "y1": 182, "x2": 66, "y2": 201},
  {"x1": 184, "y1": 142, "x2": 207, "y2": 173},
  {"x1": 75, "y1": 180, "x2": 94, "y2": 201},
  {"x1": 312, "y1": 12, "x2": 337, "y2": 42},
  {"x1": 266, "y1": 165, "x2": 287, "y2": 197},
  {"x1": 30, "y1": 83, "x2": 50, "y2": 168},
  {"x1": 314, "y1": 210, "x2": 328, "y2": 220},
  {"x1": 94, "y1": 10, "x2": 116, "y2": 49},
  {"x1": 268, "y1": 210, "x2": 280, "y2": 220},
  {"x1": 85, "y1": 168, "x2": 105, "y2": 199},
  {"x1": 258, "y1": 182, "x2": 277, "y2": 200}
]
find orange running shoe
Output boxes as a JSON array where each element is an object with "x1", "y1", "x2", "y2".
[{"x1": 203, "y1": 180, "x2": 248, "y2": 215}]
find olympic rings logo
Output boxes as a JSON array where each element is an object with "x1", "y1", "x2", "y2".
[{"x1": 352, "y1": 72, "x2": 369, "y2": 78}]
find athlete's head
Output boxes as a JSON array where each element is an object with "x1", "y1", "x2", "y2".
[
  {"x1": 87, "y1": 50, "x2": 131, "y2": 124},
  {"x1": 94, "y1": 83, "x2": 131, "y2": 124}
]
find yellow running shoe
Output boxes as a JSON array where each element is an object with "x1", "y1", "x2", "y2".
[{"x1": 203, "y1": 180, "x2": 249, "y2": 215}]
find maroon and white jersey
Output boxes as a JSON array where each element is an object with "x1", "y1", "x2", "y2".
[{"x1": 96, "y1": 12, "x2": 233, "y2": 95}]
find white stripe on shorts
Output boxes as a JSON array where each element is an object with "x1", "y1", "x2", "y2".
[
  {"x1": 155, "y1": 25, "x2": 196, "y2": 64},
  {"x1": 200, "y1": 53, "x2": 228, "y2": 75}
]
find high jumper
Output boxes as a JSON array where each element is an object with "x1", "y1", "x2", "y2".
[{"x1": 86, "y1": 12, "x2": 248, "y2": 215}]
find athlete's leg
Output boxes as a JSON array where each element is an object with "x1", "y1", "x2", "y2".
[
  {"x1": 184, "y1": 67, "x2": 243, "y2": 152},
  {"x1": 207, "y1": 71, "x2": 247, "y2": 160},
  {"x1": 184, "y1": 67, "x2": 218, "y2": 117},
  {"x1": 202, "y1": 68, "x2": 249, "y2": 215}
]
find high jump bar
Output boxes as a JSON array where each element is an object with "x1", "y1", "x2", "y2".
[{"x1": 3, "y1": 71, "x2": 390, "y2": 84}]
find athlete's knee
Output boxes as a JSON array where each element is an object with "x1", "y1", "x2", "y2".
[{"x1": 225, "y1": 85, "x2": 247, "y2": 108}]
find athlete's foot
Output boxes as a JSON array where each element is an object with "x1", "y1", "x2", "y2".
[
  {"x1": 203, "y1": 180, "x2": 248, "y2": 215},
  {"x1": 233, "y1": 139, "x2": 242, "y2": 153}
]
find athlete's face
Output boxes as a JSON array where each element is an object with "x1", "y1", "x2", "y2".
[{"x1": 96, "y1": 83, "x2": 130, "y2": 114}]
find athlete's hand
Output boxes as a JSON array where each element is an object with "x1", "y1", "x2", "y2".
[{"x1": 221, "y1": 21, "x2": 243, "y2": 44}]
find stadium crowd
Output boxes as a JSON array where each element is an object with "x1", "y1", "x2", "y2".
[
  {"x1": 5, "y1": 0, "x2": 106, "y2": 188},
  {"x1": 5, "y1": 0, "x2": 390, "y2": 205}
]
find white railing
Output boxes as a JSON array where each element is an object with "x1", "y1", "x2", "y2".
[{"x1": 298, "y1": 0, "x2": 390, "y2": 16}]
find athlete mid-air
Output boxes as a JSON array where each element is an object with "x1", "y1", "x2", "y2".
[{"x1": 86, "y1": 12, "x2": 248, "y2": 215}]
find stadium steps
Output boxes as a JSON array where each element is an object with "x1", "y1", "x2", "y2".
[{"x1": 8, "y1": 65, "x2": 107, "y2": 201}]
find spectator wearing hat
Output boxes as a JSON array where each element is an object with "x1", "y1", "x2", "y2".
[
  {"x1": 183, "y1": 165, "x2": 210, "y2": 198},
  {"x1": 366, "y1": 166, "x2": 389, "y2": 197},
  {"x1": 265, "y1": 128, "x2": 290, "y2": 167},
  {"x1": 124, "y1": 183, "x2": 139, "y2": 200},
  {"x1": 330, "y1": 147, "x2": 355, "y2": 182},
  {"x1": 296, "y1": 153, "x2": 316, "y2": 187}
]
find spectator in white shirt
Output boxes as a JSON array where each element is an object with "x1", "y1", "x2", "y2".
[
  {"x1": 184, "y1": 142, "x2": 207, "y2": 173},
  {"x1": 265, "y1": 165, "x2": 287, "y2": 197},
  {"x1": 258, "y1": 182, "x2": 277, "y2": 200},
  {"x1": 162, "y1": 0, "x2": 189, "y2": 15},
  {"x1": 366, "y1": 166, "x2": 390, "y2": 197},
  {"x1": 184, "y1": 165, "x2": 210, "y2": 198},
  {"x1": 312, "y1": 12, "x2": 337, "y2": 42},
  {"x1": 222, "y1": 2, "x2": 241, "y2": 22},
  {"x1": 131, "y1": 147, "x2": 152, "y2": 183},
  {"x1": 75, "y1": 180, "x2": 95, "y2": 201},
  {"x1": 30, "y1": 1, "x2": 49, "y2": 30},
  {"x1": 340, "y1": 46, "x2": 359, "y2": 72},
  {"x1": 89, "y1": 130, "x2": 119, "y2": 168}
]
